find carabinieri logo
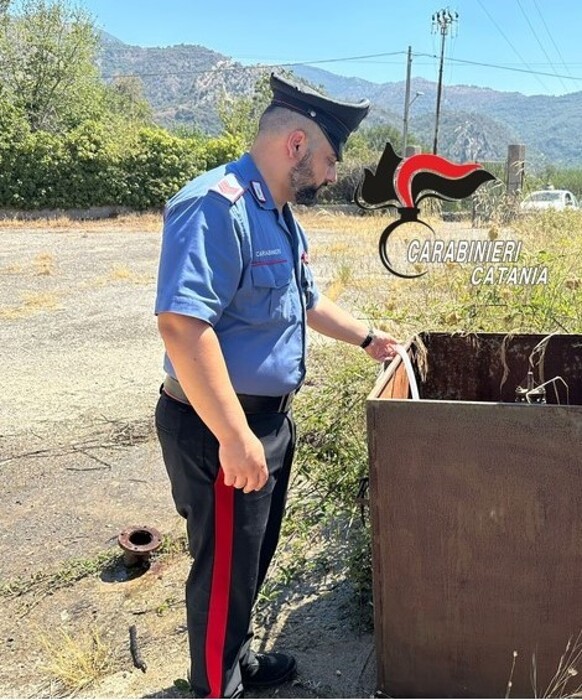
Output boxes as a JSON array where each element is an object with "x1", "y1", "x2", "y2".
[{"x1": 355, "y1": 142, "x2": 495, "y2": 278}]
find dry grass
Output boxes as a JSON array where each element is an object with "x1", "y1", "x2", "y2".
[
  {"x1": 79, "y1": 264, "x2": 154, "y2": 290},
  {"x1": 0, "y1": 263, "x2": 24, "y2": 274},
  {"x1": 39, "y1": 626, "x2": 114, "y2": 694},
  {"x1": 34, "y1": 252, "x2": 55, "y2": 276},
  {"x1": 325, "y1": 262, "x2": 353, "y2": 301},
  {"x1": 0, "y1": 253, "x2": 55, "y2": 276},
  {"x1": 108, "y1": 264, "x2": 152, "y2": 285},
  {"x1": 297, "y1": 208, "x2": 443, "y2": 234},
  {"x1": 0, "y1": 291, "x2": 61, "y2": 319},
  {"x1": 296, "y1": 209, "x2": 436, "y2": 338},
  {"x1": 109, "y1": 264, "x2": 132, "y2": 280},
  {"x1": 0, "y1": 211, "x2": 162, "y2": 232}
]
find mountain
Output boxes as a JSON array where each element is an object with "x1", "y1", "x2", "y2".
[
  {"x1": 97, "y1": 32, "x2": 260, "y2": 133},
  {"x1": 96, "y1": 34, "x2": 582, "y2": 167}
]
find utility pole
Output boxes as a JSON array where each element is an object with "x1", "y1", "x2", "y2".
[
  {"x1": 402, "y1": 47, "x2": 424, "y2": 155},
  {"x1": 402, "y1": 46, "x2": 412, "y2": 154},
  {"x1": 432, "y1": 8, "x2": 458, "y2": 155}
]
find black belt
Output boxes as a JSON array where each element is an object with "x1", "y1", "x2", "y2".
[
  {"x1": 236, "y1": 392, "x2": 295, "y2": 414},
  {"x1": 162, "y1": 375, "x2": 295, "y2": 414}
]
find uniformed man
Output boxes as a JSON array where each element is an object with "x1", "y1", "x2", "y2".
[{"x1": 154, "y1": 73, "x2": 398, "y2": 698}]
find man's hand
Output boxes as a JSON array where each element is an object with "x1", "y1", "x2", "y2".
[
  {"x1": 364, "y1": 329, "x2": 400, "y2": 363},
  {"x1": 219, "y1": 430, "x2": 270, "y2": 493},
  {"x1": 158, "y1": 313, "x2": 270, "y2": 494}
]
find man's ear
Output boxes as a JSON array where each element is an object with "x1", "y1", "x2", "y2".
[{"x1": 286, "y1": 129, "x2": 308, "y2": 159}]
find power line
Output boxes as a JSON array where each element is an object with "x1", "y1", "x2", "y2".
[
  {"x1": 99, "y1": 48, "x2": 582, "y2": 88},
  {"x1": 352, "y1": 59, "x2": 582, "y2": 68},
  {"x1": 474, "y1": 0, "x2": 548, "y2": 91},
  {"x1": 328, "y1": 58, "x2": 582, "y2": 68},
  {"x1": 414, "y1": 52, "x2": 582, "y2": 83},
  {"x1": 102, "y1": 51, "x2": 582, "y2": 87},
  {"x1": 100, "y1": 50, "x2": 407, "y2": 80},
  {"x1": 515, "y1": 0, "x2": 568, "y2": 92},
  {"x1": 531, "y1": 0, "x2": 582, "y2": 91}
]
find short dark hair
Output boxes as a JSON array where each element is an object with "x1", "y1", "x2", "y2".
[{"x1": 258, "y1": 105, "x2": 321, "y2": 140}]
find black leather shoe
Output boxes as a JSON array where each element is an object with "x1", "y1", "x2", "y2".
[{"x1": 241, "y1": 651, "x2": 297, "y2": 688}]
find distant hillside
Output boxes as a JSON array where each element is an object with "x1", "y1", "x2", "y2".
[
  {"x1": 97, "y1": 34, "x2": 582, "y2": 167},
  {"x1": 97, "y1": 32, "x2": 262, "y2": 133}
]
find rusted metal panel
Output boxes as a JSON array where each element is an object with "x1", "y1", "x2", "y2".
[
  {"x1": 367, "y1": 333, "x2": 582, "y2": 698},
  {"x1": 375, "y1": 356, "x2": 411, "y2": 400}
]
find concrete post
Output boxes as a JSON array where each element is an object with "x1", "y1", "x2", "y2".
[{"x1": 507, "y1": 144, "x2": 525, "y2": 196}]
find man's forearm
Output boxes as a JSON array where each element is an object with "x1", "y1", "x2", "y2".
[
  {"x1": 306, "y1": 294, "x2": 369, "y2": 345},
  {"x1": 157, "y1": 312, "x2": 249, "y2": 444},
  {"x1": 307, "y1": 294, "x2": 399, "y2": 362}
]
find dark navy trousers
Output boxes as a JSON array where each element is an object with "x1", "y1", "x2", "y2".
[{"x1": 155, "y1": 390, "x2": 295, "y2": 698}]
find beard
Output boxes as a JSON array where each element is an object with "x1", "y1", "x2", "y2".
[{"x1": 290, "y1": 151, "x2": 326, "y2": 206}]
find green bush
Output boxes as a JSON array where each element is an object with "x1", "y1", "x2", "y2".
[
  {"x1": 121, "y1": 127, "x2": 205, "y2": 210},
  {"x1": 61, "y1": 121, "x2": 125, "y2": 207},
  {"x1": 19, "y1": 131, "x2": 69, "y2": 208},
  {"x1": 0, "y1": 122, "x2": 225, "y2": 210},
  {"x1": 295, "y1": 343, "x2": 376, "y2": 506},
  {"x1": 203, "y1": 133, "x2": 245, "y2": 172},
  {"x1": 0, "y1": 121, "x2": 125, "y2": 209}
]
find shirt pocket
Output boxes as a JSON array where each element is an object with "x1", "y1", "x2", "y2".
[{"x1": 250, "y1": 263, "x2": 296, "y2": 321}]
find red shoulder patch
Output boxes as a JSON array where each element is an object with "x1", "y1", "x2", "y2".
[{"x1": 209, "y1": 174, "x2": 245, "y2": 204}]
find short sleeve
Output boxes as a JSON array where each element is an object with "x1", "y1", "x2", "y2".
[
  {"x1": 304, "y1": 263, "x2": 320, "y2": 311},
  {"x1": 155, "y1": 193, "x2": 243, "y2": 326}
]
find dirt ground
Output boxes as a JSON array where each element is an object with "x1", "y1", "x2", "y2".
[{"x1": 0, "y1": 218, "x2": 378, "y2": 699}]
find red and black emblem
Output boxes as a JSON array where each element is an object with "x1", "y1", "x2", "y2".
[{"x1": 355, "y1": 142, "x2": 495, "y2": 277}]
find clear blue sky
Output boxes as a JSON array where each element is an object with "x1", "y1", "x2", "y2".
[{"x1": 80, "y1": 0, "x2": 582, "y2": 96}]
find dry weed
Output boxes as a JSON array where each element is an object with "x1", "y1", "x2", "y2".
[
  {"x1": 540, "y1": 632, "x2": 582, "y2": 698},
  {"x1": 110, "y1": 264, "x2": 132, "y2": 280},
  {"x1": 82, "y1": 265, "x2": 153, "y2": 289},
  {"x1": 39, "y1": 626, "x2": 114, "y2": 694},
  {"x1": 0, "y1": 291, "x2": 61, "y2": 319},
  {"x1": 34, "y1": 252, "x2": 55, "y2": 276}
]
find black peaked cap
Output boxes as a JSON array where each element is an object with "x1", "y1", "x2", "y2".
[{"x1": 269, "y1": 72, "x2": 370, "y2": 160}]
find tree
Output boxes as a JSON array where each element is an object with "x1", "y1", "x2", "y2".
[
  {"x1": 359, "y1": 123, "x2": 405, "y2": 154},
  {"x1": 0, "y1": 0, "x2": 104, "y2": 132},
  {"x1": 217, "y1": 72, "x2": 272, "y2": 149},
  {"x1": 107, "y1": 76, "x2": 153, "y2": 124},
  {"x1": 217, "y1": 70, "x2": 307, "y2": 149}
]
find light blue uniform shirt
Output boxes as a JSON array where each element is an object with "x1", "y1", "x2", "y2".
[{"x1": 155, "y1": 152, "x2": 320, "y2": 396}]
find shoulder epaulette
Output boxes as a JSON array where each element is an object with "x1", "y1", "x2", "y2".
[{"x1": 208, "y1": 173, "x2": 246, "y2": 204}]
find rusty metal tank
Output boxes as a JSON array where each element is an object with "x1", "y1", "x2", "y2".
[{"x1": 367, "y1": 332, "x2": 582, "y2": 698}]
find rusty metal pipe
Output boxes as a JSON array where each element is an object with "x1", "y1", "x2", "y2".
[{"x1": 118, "y1": 526, "x2": 162, "y2": 567}]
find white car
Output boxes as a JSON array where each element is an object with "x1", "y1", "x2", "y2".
[{"x1": 520, "y1": 189, "x2": 578, "y2": 211}]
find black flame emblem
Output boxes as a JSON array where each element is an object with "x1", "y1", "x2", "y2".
[{"x1": 355, "y1": 142, "x2": 495, "y2": 277}]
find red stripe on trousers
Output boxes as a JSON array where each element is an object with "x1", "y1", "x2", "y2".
[{"x1": 205, "y1": 468, "x2": 234, "y2": 698}]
